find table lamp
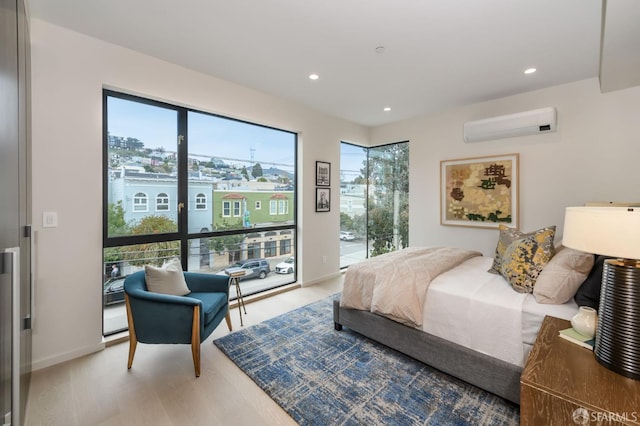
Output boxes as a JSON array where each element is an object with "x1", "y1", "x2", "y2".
[{"x1": 562, "y1": 206, "x2": 640, "y2": 379}]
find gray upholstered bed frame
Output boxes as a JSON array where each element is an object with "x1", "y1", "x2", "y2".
[{"x1": 333, "y1": 299, "x2": 522, "y2": 404}]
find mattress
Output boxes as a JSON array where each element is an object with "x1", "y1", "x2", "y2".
[{"x1": 421, "y1": 256, "x2": 579, "y2": 367}]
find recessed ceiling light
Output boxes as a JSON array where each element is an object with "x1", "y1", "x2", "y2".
[
  {"x1": 524, "y1": 68, "x2": 537, "y2": 75},
  {"x1": 375, "y1": 46, "x2": 386, "y2": 54},
  {"x1": 309, "y1": 73, "x2": 319, "y2": 80},
  {"x1": 383, "y1": 107, "x2": 391, "y2": 112}
]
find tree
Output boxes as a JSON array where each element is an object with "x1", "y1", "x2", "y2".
[
  {"x1": 107, "y1": 201, "x2": 129, "y2": 237},
  {"x1": 125, "y1": 137, "x2": 144, "y2": 151},
  {"x1": 120, "y1": 216, "x2": 179, "y2": 266},
  {"x1": 368, "y1": 207, "x2": 395, "y2": 256},
  {"x1": 365, "y1": 142, "x2": 410, "y2": 254},
  {"x1": 210, "y1": 219, "x2": 245, "y2": 257},
  {"x1": 241, "y1": 166, "x2": 250, "y2": 181},
  {"x1": 351, "y1": 213, "x2": 367, "y2": 239},
  {"x1": 340, "y1": 212, "x2": 353, "y2": 231},
  {"x1": 104, "y1": 202, "x2": 129, "y2": 266},
  {"x1": 251, "y1": 162, "x2": 263, "y2": 178}
]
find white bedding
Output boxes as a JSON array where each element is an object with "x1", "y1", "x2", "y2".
[
  {"x1": 421, "y1": 256, "x2": 579, "y2": 367},
  {"x1": 341, "y1": 247, "x2": 481, "y2": 327}
]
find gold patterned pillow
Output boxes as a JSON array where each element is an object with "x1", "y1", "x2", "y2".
[
  {"x1": 499, "y1": 226, "x2": 556, "y2": 293},
  {"x1": 488, "y1": 224, "x2": 529, "y2": 274}
]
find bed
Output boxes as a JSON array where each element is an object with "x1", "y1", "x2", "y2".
[{"x1": 333, "y1": 243, "x2": 594, "y2": 405}]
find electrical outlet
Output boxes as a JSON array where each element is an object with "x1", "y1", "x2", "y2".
[{"x1": 322, "y1": 255, "x2": 327, "y2": 264}]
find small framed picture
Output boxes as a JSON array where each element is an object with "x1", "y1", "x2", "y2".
[
  {"x1": 316, "y1": 188, "x2": 330, "y2": 212},
  {"x1": 316, "y1": 161, "x2": 330, "y2": 186}
]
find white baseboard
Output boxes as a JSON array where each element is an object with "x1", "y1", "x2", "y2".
[
  {"x1": 31, "y1": 341, "x2": 105, "y2": 371},
  {"x1": 301, "y1": 270, "x2": 343, "y2": 287}
]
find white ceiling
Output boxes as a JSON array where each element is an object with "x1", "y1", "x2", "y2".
[{"x1": 27, "y1": 0, "x2": 634, "y2": 127}]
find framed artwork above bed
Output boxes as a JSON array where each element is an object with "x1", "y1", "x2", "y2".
[{"x1": 440, "y1": 153, "x2": 519, "y2": 229}]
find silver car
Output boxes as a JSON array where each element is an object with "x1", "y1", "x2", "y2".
[{"x1": 340, "y1": 231, "x2": 355, "y2": 241}]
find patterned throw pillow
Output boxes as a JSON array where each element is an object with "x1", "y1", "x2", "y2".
[
  {"x1": 488, "y1": 224, "x2": 530, "y2": 274},
  {"x1": 499, "y1": 226, "x2": 556, "y2": 293}
]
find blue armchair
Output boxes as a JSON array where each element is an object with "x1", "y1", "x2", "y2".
[{"x1": 123, "y1": 270, "x2": 232, "y2": 377}]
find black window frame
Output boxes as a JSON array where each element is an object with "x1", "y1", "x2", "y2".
[{"x1": 102, "y1": 88, "x2": 298, "y2": 281}]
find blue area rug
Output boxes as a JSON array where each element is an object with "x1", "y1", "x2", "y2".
[{"x1": 214, "y1": 295, "x2": 519, "y2": 425}]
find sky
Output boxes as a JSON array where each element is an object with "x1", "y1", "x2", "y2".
[{"x1": 107, "y1": 95, "x2": 366, "y2": 177}]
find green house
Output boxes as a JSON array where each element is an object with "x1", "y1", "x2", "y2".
[{"x1": 212, "y1": 190, "x2": 294, "y2": 229}]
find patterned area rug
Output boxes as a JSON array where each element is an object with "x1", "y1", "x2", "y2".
[{"x1": 214, "y1": 295, "x2": 519, "y2": 425}]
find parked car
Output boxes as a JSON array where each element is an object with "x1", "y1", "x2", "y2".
[
  {"x1": 275, "y1": 257, "x2": 295, "y2": 274},
  {"x1": 219, "y1": 258, "x2": 271, "y2": 280},
  {"x1": 340, "y1": 231, "x2": 355, "y2": 241},
  {"x1": 103, "y1": 277, "x2": 125, "y2": 306}
]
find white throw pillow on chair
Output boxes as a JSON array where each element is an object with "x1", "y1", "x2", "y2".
[{"x1": 144, "y1": 257, "x2": 190, "y2": 296}]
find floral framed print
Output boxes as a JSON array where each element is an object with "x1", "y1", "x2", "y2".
[
  {"x1": 316, "y1": 161, "x2": 330, "y2": 186},
  {"x1": 440, "y1": 153, "x2": 519, "y2": 229},
  {"x1": 316, "y1": 187, "x2": 330, "y2": 212}
]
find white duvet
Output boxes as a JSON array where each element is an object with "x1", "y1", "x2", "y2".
[
  {"x1": 423, "y1": 256, "x2": 578, "y2": 366},
  {"x1": 342, "y1": 251, "x2": 580, "y2": 367},
  {"x1": 422, "y1": 256, "x2": 528, "y2": 366},
  {"x1": 341, "y1": 247, "x2": 482, "y2": 328}
]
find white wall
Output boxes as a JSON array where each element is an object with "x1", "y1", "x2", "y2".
[
  {"x1": 30, "y1": 19, "x2": 369, "y2": 369},
  {"x1": 372, "y1": 78, "x2": 640, "y2": 255},
  {"x1": 30, "y1": 18, "x2": 640, "y2": 370}
]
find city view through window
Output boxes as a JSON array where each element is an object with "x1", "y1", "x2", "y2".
[
  {"x1": 339, "y1": 141, "x2": 409, "y2": 269},
  {"x1": 103, "y1": 91, "x2": 297, "y2": 335},
  {"x1": 102, "y1": 92, "x2": 408, "y2": 335}
]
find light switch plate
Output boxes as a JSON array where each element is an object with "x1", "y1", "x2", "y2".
[{"x1": 43, "y1": 211, "x2": 58, "y2": 228}]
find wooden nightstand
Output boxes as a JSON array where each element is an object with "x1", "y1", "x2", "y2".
[{"x1": 521, "y1": 316, "x2": 640, "y2": 425}]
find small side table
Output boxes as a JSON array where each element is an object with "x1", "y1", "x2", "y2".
[
  {"x1": 521, "y1": 315, "x2": 640, "y2": 425},
  {"x1": 225, "y1": 268, "x2": 248, "y2": 326}
]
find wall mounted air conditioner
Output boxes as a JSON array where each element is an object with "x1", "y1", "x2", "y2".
[{"x1": 463, "y1": 107, "x2": 557, "y2": 143}]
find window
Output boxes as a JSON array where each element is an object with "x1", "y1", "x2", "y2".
[
  {"x1": 195, "y1": 193, "x2": 207, "y2": 210},
  {"x1": 247, "y1": 243, "x2": 261, "y2": 258},
  {"x1": 103, "y1": 90, "x2": 298, "y2": 336},
  {"x1": 339, "y1": 141, "x2": 409, "y2": 269},
  {"x1": 133, "y1": 192, "x2": 148, "y2": 212},
  {"x1": 264, "y1": 241, "x2": 276, "y2": 257},
  {"x1": 278, "y1": 199, "x2": 288, "y2": 214},
  {"x1": 156, "y1": 193, "x2": 169, "y2": 211},
  {"x1": 270, "y1": 200, "x2": 277, "y2": 215},
  {"x1": 280, "y1": 239, "x2": 291, "y2": 254}
]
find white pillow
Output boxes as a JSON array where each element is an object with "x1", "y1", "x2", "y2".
[
  {"x1": 144, "y1": 258, "x2": 190, "y2": 296},
  {"x1": 533, "y1": 246, "x2": 594, "y2": 304}
]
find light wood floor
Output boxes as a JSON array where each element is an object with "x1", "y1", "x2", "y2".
[{"x1": 25, "y1": 276, "x2": 344, "y2": 426}]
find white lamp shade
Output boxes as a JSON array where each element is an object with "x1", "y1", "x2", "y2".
[{"x1": 563, "y1": 206, "x2": 640, "y2": 260}]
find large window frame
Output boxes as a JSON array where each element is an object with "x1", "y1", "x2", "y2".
[
  {"x1": 339, "y1": 141, "x2": 409, "y2": 269},
  {"x1": 102, "y1": 89, "x2": 298, "y2": 335}
]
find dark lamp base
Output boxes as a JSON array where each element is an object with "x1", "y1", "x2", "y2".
[{"x1": 594, "y1": 259, "x2": 640, "y2": 380}]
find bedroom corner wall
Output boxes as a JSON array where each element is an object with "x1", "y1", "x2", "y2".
[
  {"x1": 29, "y1": 19, "x2": 368, "y2": 370},
  {"x1": 370, "y1": 78, "x2": 640, "y2": 256}
]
